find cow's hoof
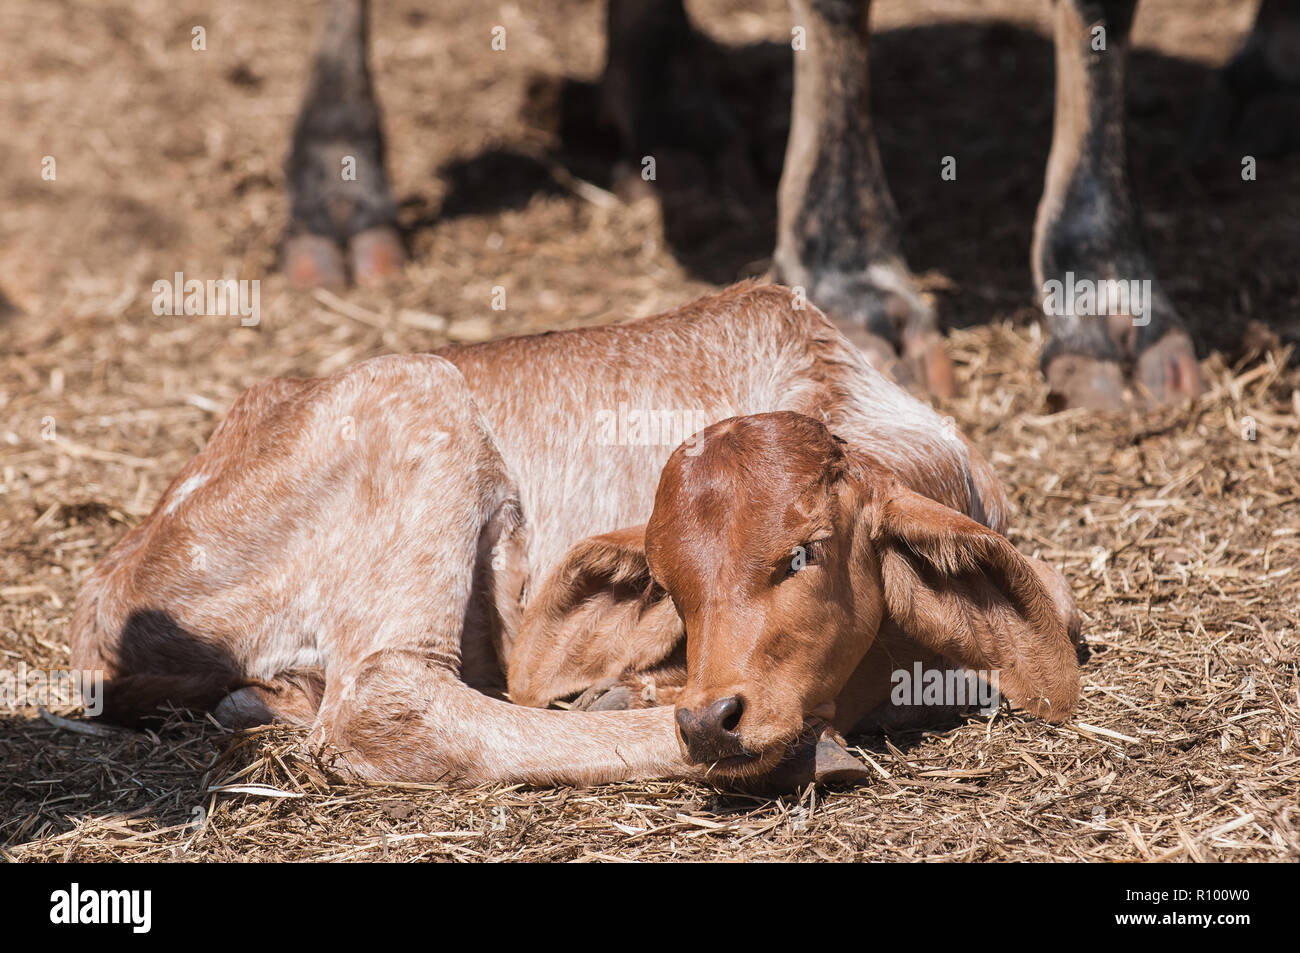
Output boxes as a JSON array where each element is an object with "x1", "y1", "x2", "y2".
[
  {"x1": 1044, "y1": 353, "x2": 1130, "y2": 412},
  {"x1": 284, "y1": 233, "x2": 347, "y2": 290},
  {"x1": 811, "y1": 293, "x2": 956, "y2": 400},
  {"x1": 349, "y1": 226, "x2": 406, "y2": 288},
  {"x1": 900, "y1": 328, "x2": 956, "y2": 400},
  {"x1": 790, "y1": 262, "x2": 955, "y2": 401},
  {"x1": 1136, "y1": 329, "x2": 1203, "y2": 407}
]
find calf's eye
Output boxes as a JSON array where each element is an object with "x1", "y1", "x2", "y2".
[{"x1": 785, "y1": 543, "x2": 818, "y2": 578}]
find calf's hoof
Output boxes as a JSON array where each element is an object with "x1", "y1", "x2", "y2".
[
  {"x1": 739, "y1": 733, "x2": 871, "y2": 793},
  {"x1": 284, "y1": 233, "x2": 347, "y2": 290},
  {"x1": 811, "y1": 737, "x2": 872, "y2": 785},
  {"x1": 586, "y1": 685, "x2": 639, "y2": 712},
  {"x1": 214, "y1": 687, "x2": 275, "y2": 730}
]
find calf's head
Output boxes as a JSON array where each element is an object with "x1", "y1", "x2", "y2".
[{"x1": 644, "y1": 412, "x2": 1079, "y2": 777}]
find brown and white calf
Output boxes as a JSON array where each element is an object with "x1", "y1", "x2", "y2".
[
  {"x1": 279, "y1": 0, "x2": 1295, "y2": 409},
  {"x1": 71, "y1": 283, "x2": 1079, "y2": 786}
]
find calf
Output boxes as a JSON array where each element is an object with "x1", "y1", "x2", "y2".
[{"x1": 71, "y1": 283, "x2": 1076, "y2": 786}]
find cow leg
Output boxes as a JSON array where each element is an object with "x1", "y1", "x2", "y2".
[
  {"x1": 1034, "y1": 0, "x2": 1202, "y2": 410},
  {"x1": 774, "y1": 0, "x2": 953, "y2": 398},
  {"x1": 599, "y1": 0, "x2": 763, "y2": 216},
  {"x1": 601, "y1": 0, "x2": 742, "y2": 164},
  {"x1": 283, "y1": 0, "x2": 404, "y2": 289}
]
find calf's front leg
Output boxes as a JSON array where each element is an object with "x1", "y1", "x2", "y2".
[{"x1": 318, "y1": 657, "x2": 695, "y2": 785}]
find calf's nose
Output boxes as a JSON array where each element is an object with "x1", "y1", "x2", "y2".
[{"x1": 675, "y1": 695, "x2": 748, "y2": 763}]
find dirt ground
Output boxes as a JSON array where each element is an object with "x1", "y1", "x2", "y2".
[{"x1": 2, "y1": 0, "x2": 1298, "y2": 861}]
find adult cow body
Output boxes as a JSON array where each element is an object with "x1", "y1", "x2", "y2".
[{"x1": 281, "y1": 0, "x2": 1294, "y2": 409}]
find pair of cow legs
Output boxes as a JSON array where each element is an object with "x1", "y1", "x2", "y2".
[
  {"x1": 775, "y1": 0, "x2": 1203, "y2": 409},
  {"x1": 280, "y1": 0, "x2": 1295, "y2": 408}
]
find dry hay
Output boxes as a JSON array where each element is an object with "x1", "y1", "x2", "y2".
[{"x1": 2, "y1": 0, "x2": 1298, "y2": 861}]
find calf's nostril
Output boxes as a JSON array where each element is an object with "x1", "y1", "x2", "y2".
[
  {"x1": 698, "y1": 695, "x2": 744, "y2": 736},
  {"x1": 714, "y1": 695, "x2": 743, "y2": 733}
]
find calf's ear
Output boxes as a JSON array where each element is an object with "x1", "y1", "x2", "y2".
[
  {"x1": 507, "y1": 525, "x2": 683, "y2": 708},
  {"x1": 870, "y1": 484, "x2": 1081, "y2": 722}
]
